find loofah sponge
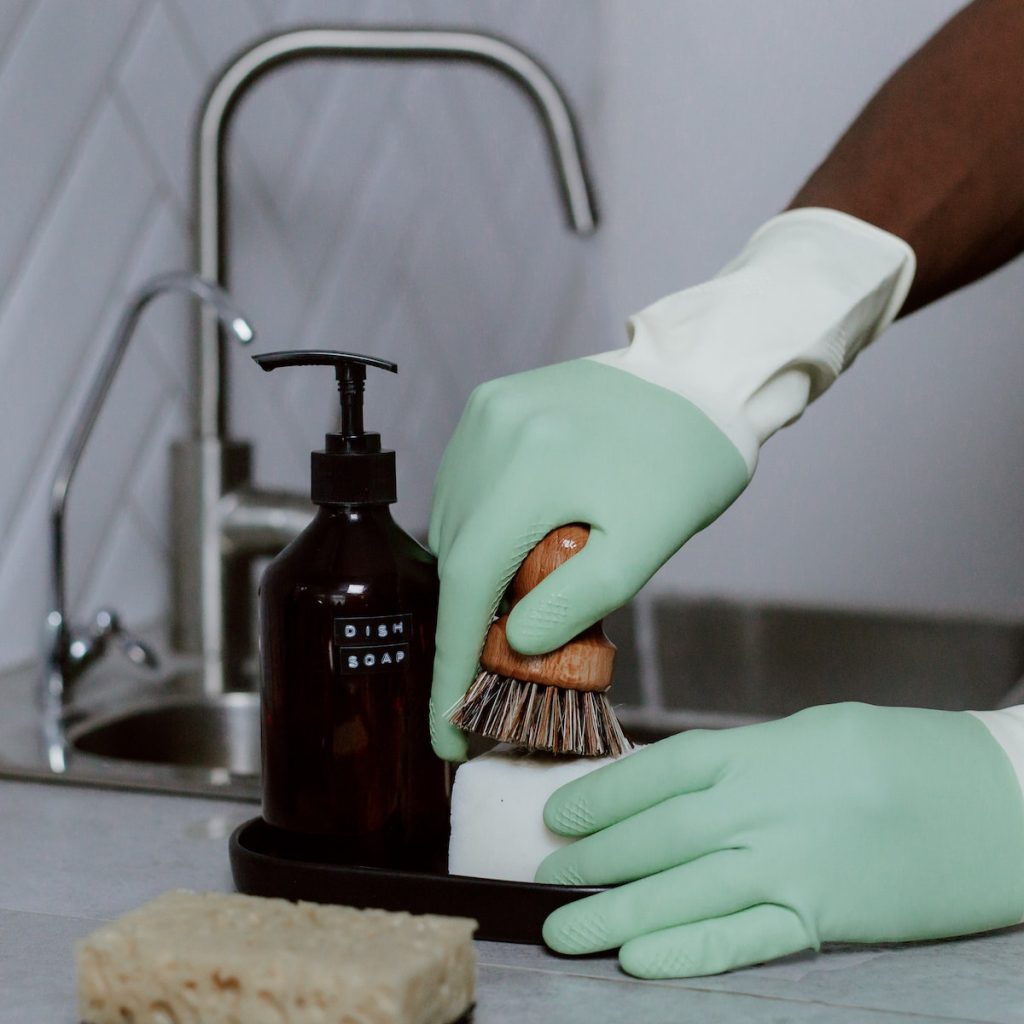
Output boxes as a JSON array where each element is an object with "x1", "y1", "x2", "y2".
[{"x1": 76, "y1": 890, "x2": 476, "y2": 1024}]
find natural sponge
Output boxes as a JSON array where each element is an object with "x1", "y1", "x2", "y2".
[{"x1": 76, "y1": 890, "x2": 476, "y2": 1024}]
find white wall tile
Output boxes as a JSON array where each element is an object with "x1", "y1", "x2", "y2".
[
  {"x1": 0, "y1": 0, "x2": 139, "y2": 299},
  {"x1": 0, "y1": 102, "x2": 156, "y2": 535},
  {"x1": 5, "y1": 0, "x2": 1018, "y2": 684},
  {"x1": 598, "y1": 0, "x2": 1024, "y2": 620},
  {"x1": 0, "y1": 0, "x2": 603, "y2": 672},
  {"x1": 76, "y1": 491, "x2": 169, "y2": 639},
  {"x1": 0, "y1": 0, "x2": 32, "y2": 54},
  {"x1": 66, "y1": 331, "x2": 170, "y2": 611},
  {"x1": 165, "y1": 0, "x2": 269, "y2": 75},
  {"x1": 123, "y1": 203, "x2": 193, "y2": 395},
  {"x1": 114, "y1": 1, "x2": 203, "y2": 212}
]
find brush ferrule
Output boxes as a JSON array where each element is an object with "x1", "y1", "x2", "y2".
[{"x1": 480, "y1": 614, "x2": 615, "y2": 693}]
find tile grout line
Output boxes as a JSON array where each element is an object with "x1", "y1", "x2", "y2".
[
  {"x1": 0, "y1": 2, "x2": 153, "y2": 323},
  {"x1": 57, "y1": 209, "x2": 192, "y2": 594},
  {"x1": 243, "y1": 0, "x2": 274, "y2": 25},
  {"x1": 275, "y1": 13, "x2": 416, "y2": 228},
  {"x1": 108, "y1": 81, "x2": 191, "y2": 230},
  {"x1": 136, "y1": 302, "x2": 192, "y2": 394},
  {"x1": 68, "y1": 357, "x2": 182, "y2": 613},
  {"x1": 0, "y1": 0, "x2": 37, "y2": 86},
  {"x1": 282, "y1": 70, "x2": 427, "y2": 348},
  {"x1": 163, "y1": 0, "x2": 328, "y2": 293},
  {"x1": 104, "y1": 370, "x2": 190, "y2": 554},
  {"x1": 269, "y1": 80, "x2": 444, "y2": 451},
  {"x1": 0, "y1": 196, "x2": 164, "y2": 588}
]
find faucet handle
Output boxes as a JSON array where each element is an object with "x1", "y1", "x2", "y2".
[
  {"x1": 86, "y1": 608, "x2": 160, "y2": 672},
  {"x1": 92, "y1": 608, "x2": 160, "y2": 670}
]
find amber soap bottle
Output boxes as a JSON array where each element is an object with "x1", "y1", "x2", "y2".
[{"x1": 253, "y1": 350, "x2": 449, "y2": 871}]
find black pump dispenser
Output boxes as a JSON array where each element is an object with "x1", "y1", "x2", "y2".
[
  {"x1": 252, "y1": 347, "x2": 449, "y2": 873},
  {"x1": 254, "y1": 350, "x2": 398, "y2": 505}
]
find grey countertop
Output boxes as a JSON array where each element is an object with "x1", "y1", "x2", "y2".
[{"x1": 3, "y1": 779, "x2": 1024, "y2": 1022}]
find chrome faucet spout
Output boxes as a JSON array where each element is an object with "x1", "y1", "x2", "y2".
[
  {"x1": 46, "y1": 272, "x2": 254, "y2": 709},
  {"x1": 195, "y1": 27, "x2": 598, "y2": 440},
  {"x1": 179, "y1": 27, "x2": 599, "y2": 696}
]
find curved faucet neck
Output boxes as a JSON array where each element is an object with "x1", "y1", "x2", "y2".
[
  {"x1": 47, "y1": 272, "x2": 252, "y2": 688},
  {"x1": 194, "y1": 27, "x2": 599, "y2": 441}
]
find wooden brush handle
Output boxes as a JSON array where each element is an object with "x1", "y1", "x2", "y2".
[{"x1": 480, "y1": 524, "x2": 616, "y2": 693}]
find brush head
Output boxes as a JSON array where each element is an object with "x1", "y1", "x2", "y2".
[{"x1": 449, "y1": 671, "x2": 630, "y2": 757}]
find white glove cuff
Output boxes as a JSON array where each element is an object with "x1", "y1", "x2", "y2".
[
  {"x1": 969, "y1": 707, "x2": 1024, "y2": 806},
  {"x1": 588, "y1": 208, "x2": 916, "y2": 476}
]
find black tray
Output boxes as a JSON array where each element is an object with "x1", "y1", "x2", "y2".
[{"x1": 230, "y1": 817, "x2": 603, "y2": 944}]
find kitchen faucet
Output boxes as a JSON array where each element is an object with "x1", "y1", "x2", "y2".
[
  {"x1": 173, "y1": 28, "x2": 599, "y2": 695},
  {"x1": 43, "y1": 272, "x2": 254, "y2": 772}
]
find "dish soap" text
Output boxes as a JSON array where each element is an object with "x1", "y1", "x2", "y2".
[{"x1": 333, "y1": 613, "x2": 412, "y2": 675}]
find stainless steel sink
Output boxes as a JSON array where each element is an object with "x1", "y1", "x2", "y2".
[
  {"x1": 605, "y1": 599, "x2": 1024, "y2": 742},
  {"x1": 67, "y1": 693, "x2": 260, "y2": 775},
  {"x1": 0, "y1": 662, "x2": 261, "y2": 801},
  {"x1": 0, "y1": 600, "x2": 1021, "y2": 799}
]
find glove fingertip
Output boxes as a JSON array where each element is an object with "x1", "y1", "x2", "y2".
[
  {"x1": 541, "y1": 907, "x2": 574, "y2": 954},
  {"x1": 619, "y1": 938, "x2": 673, "y2": 980},
  {"x1": 544, "y1": 785, "x2": 598, "y2": 837},
  {"x1": 505, "y1": 598, "x2": 576, "y2": 657},
  {"x1": 542, "y1": 797, "x2": 567, "y2": 836},
  {"x1": 542, "y1": 903, "x2": 607, "y2": 955},
  {"x1": 429, "y1": 701, "x2": 469, "y2": 763},
  {"x1": 533, "y1": 850, "x2": 564, "y2": 885},
  {"x1": 431, "y1": 731, "x2": 468, "y2": 764}
]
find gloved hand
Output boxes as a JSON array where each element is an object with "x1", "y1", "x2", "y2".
[
  {"x1": 428, "y1": 209, "x2": 915, "y2": 761},
  {"x1": 537, "y1": 702, "x2": 1024, "y2": 978}
]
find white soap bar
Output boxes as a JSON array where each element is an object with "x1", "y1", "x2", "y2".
[
  {"x1": 449, "y1": 745, "x2": 620, "y2": 883},
  {"x1": 76, "y1": 890, "x2": 477, "y2": 1024}
]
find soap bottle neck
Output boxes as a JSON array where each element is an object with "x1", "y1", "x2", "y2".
[
  {"x1": 314, "y1": 503, "x2": 395, "y2": 526},
  {"x1": 308, "y1": 503, "x2": 433, "y2": 568}
]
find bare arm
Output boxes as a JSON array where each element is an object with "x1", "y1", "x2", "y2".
[{"x1": 790, "y1": 0, "x2": 1024, "y2": 314}]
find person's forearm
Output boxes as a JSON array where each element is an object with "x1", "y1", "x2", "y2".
[{"x1": 790, "y1": 0, "x2": 1024, "y2": 314}]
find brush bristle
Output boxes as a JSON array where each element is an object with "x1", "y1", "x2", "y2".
[{"x1": 449, "y1": 671, "x2": 630, "y2": 757}]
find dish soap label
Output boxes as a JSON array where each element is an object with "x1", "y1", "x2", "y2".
[{"x1": 334, "y1": 613, "x2": 412, "y2": 674}]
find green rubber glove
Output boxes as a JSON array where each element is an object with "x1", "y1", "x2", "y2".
[
  {"x1": 428, "y1": 209, "x2": 915, "y2": 763},
  {"x1": 536, "y1": 702, "x2": 1024, "y2": 978},
  {"x1": 427, "y1": 359, "x2": 749, "y2": 761}
]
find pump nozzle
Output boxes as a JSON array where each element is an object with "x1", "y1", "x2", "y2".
[
  {"x1": 253, "y1": 349, "x2": 399, "y2": 506},
  {"x1": 254, "y1": 350, "x2": 397, "y2": 439}
]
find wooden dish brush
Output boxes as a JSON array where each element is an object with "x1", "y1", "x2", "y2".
[{"x1": 448, "y1": 524, "x2": 629, "y2": 757}]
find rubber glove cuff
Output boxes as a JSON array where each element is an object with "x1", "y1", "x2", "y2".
[
  {"x1": 970, "y1": 703, "x2": 1024, "y2": 913},
  {"x1": 589, "y1": 208, "x2": 916, "y2": 475}
]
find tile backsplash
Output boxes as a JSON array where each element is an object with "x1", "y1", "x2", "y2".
[
  {"x1": 8, "y1": 0, "x2": 1013, "y2": 690},
  {"x1": 0, "y1": 0, "x2": 610, "y2": 672}
]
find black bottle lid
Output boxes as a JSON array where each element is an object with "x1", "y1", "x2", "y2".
[{"x1": 253, "y1": 350, "x2": 398, "y2": 505}]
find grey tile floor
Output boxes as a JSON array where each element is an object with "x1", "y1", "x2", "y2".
[{"x1": 1, "y1": 778, "x2": 1020, "y2": 1023}]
